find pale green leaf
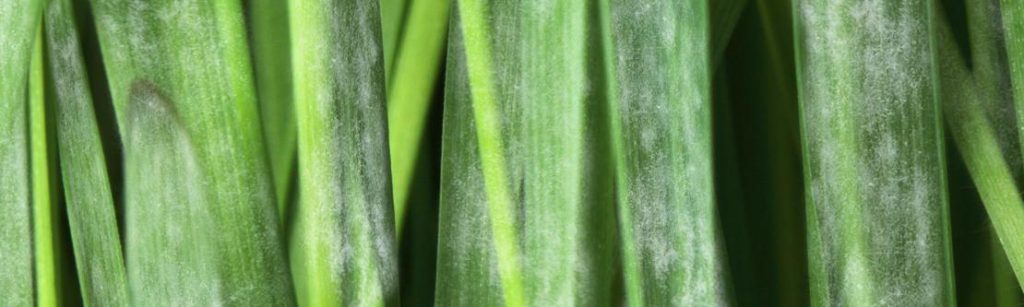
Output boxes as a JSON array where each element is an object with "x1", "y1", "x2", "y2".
[
  {"x1": 90, "y1": 0, "x2": 294, "y2": 304},
  {"x1": 0, "y1": 1, "x2": 42, "y2": 304},
  {"x1": 123, "y1": 80, "x2": 223, "y2": 305}
]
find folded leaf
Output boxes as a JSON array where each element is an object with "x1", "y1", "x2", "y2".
[
  {"x1": 794, "y1": 0, "x2": 955, "y2": 305},
  {"x1": 381, "y1": 1, "x2": 451, "y2": 304},
  {"x1": 90, "y1": 0, "x2": 294, "y2": 304}
]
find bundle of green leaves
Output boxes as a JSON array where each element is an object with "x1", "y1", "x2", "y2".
[{"x1": 0, "y1": 0, "x2": 1021, "y2": 306}]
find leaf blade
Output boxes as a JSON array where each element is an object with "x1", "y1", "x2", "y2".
[
  {"x1": 0, "y1": 1, "x2": 42, "y2": 305},
  {"x1": 288, "y1": 0, "x2": 399, "y2": 305},
  {"x1": 436, "y1": 1, "x2": 617, "y2": 306},
  {"x1": 794, "y1": 0, "x2": 955, "y2": 305},
  {"x1": 45, "y1": 0, "x2": 129, "y2": 304},
  {"x1": 602, "y1": 0, "x2": 729, "y2": 305},
  {"x1": 90, "y1": 0, "x2": 294, "y2": 304}
]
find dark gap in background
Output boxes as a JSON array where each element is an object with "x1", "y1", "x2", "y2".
[
  {"x1": 583, "y1": 0, "x2": 626, "y2": 302},
  {"x1": 940, "y1": 0, "x2": 973, "y2": 69},
  {"x1": 397, "y1": 50, "x2": 446, "y2": 307},
  {"x1": 946, "y1": 130, "x2": 1024, "y2": 306},
  {"x1": 717, "y1": 1, "x2": 808, "y2": 306}
]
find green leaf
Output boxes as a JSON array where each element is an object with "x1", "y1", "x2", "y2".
[
  {"x1": 601, "y1": 0, "x2": 729, "y2": 305},
  {"x1": 124, "y1": 80, "x2": 224, "y2": 305},
  {"x1": 1002, "y1": 0, "x2": 1024, "y2": 165},
  {"x1": 380, "y1": 1, "x2": 451, "y2": 304},
  {"x1": 288, "y1": 0, "x2": 399, "y2": 305},
  {"x1": 991, "y1": 236, "x2": 1022, "y2": 306},
  {"x1": 249, "y1": 0, "x2": 296, "y2": 219},
  {"x1": 90, "y1": 0, "x2": 294, "y2": 304},
  {"x1": 794, "y1": 0, "x2": 955, "y2": 305},
  {"x1": 381, "y1": 0, "x2": 407, "y2": 80},
  {"x1": 0, "y1": 1, "x2": 42, "y2": 304},
  {"x1": 386, "y1": 0, "x2": 450, "y2": 233},
  {"x1": 31, "y1": 22, "x2": 68, "y2": 307},
  {"x1": 44, "y1": 0, "x2": 129, "y2": 304},
  {"x1": 435, "y1": 0, "x2": 617, "y2": 306},
  {"x1": 936, "y1": 0, "x2": 1024, "y2": 294}
]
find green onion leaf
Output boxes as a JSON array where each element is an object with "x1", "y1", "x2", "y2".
[
  {"x1": 436, "y1": 0, "x2": 618, "y2": 305},
  {"x1": 0, "y1": 1, "x2": 42, "y2": 304},
  {"x1": 249, "y1": 0, "x2": 296, "y2": 217},
  {"x1": 31, "y1": 21, "x2": 68, "y2": 307},
  {"x1": 602, "y1": 0, "x2": 729, "y2": 305},
  {"x1": 90, "y1": 0, "x2": 294, "y2": 304},
  {"x1": 1003, "y1": 0, "x2": 1024, "y2": 165},
  {"x1": 937, "y1": 0, "x2": 1024, "y2": 293},
  {"x1": 288, "y1": 0, "x2": 399, "y2": 305},
  {"x1": 386, "y1": 0, "x2": 450, "y2": 233},
  {"x1": 45, "y1": 0, "x2": 129, "y2": 304},
  {"x1": 794, "y1": 0, "x2": 955, "y2": 305}
]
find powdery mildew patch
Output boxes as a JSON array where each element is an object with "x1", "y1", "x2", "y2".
[
  {"x1": 91, "y1": 0, "x2": 293, "y2": 304},
  {"x1": 798, "y1": 0, "x2": 953, "y2": 305},
  {"x1": 45, "y1": 1, "x2": 129, "y2": 304},
  {"x1": 436, "y1": 1, "x2": 617, "y2": 305},
  {"x1": 611, "y1": 0, "x2": 727, "y2": 306},
  {"x1": 125, "y1": 81, "x2": 223, "y2": 306},
  {"x1": 290, "y1": 0, "x2": 397, "y2": 305},
  {"x1": 0, "y1": 2, "x2": 40, "y2": 305}
]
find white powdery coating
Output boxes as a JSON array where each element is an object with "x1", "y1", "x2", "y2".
[
  {"x1": 799, "y1": 0, "x2": 949, "y2": 305},
  {"x1": 612, "y1": 1, "x2": 726, "y2": 306},
  {"x1": 93, "y1": 0, "x2": 293, "y2": 303},
  {"x1": 0, "y1": 1, "x2": 38, "y2": 305},
  {"x1": 293, "y1": 0, "x2": 397, "y2": 304},
  {"x1": 46, "y1": 0, "x2": 129, "y2": 304},
  {"x1": 125, "y1": 85, "x2": 223, "y2": 306},
  {"x1": 517, "y1": 1, "x2": 591, "y2": 306},
  {"x1": 435, "y1": 16, "x2": 504, "y2": 304},
  {"x1": 980, "y1": 0, "x2": 1024, "y2": 179},
  {"x1": 437, "y1": 0, "x2": 615, "y2": 305}
]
